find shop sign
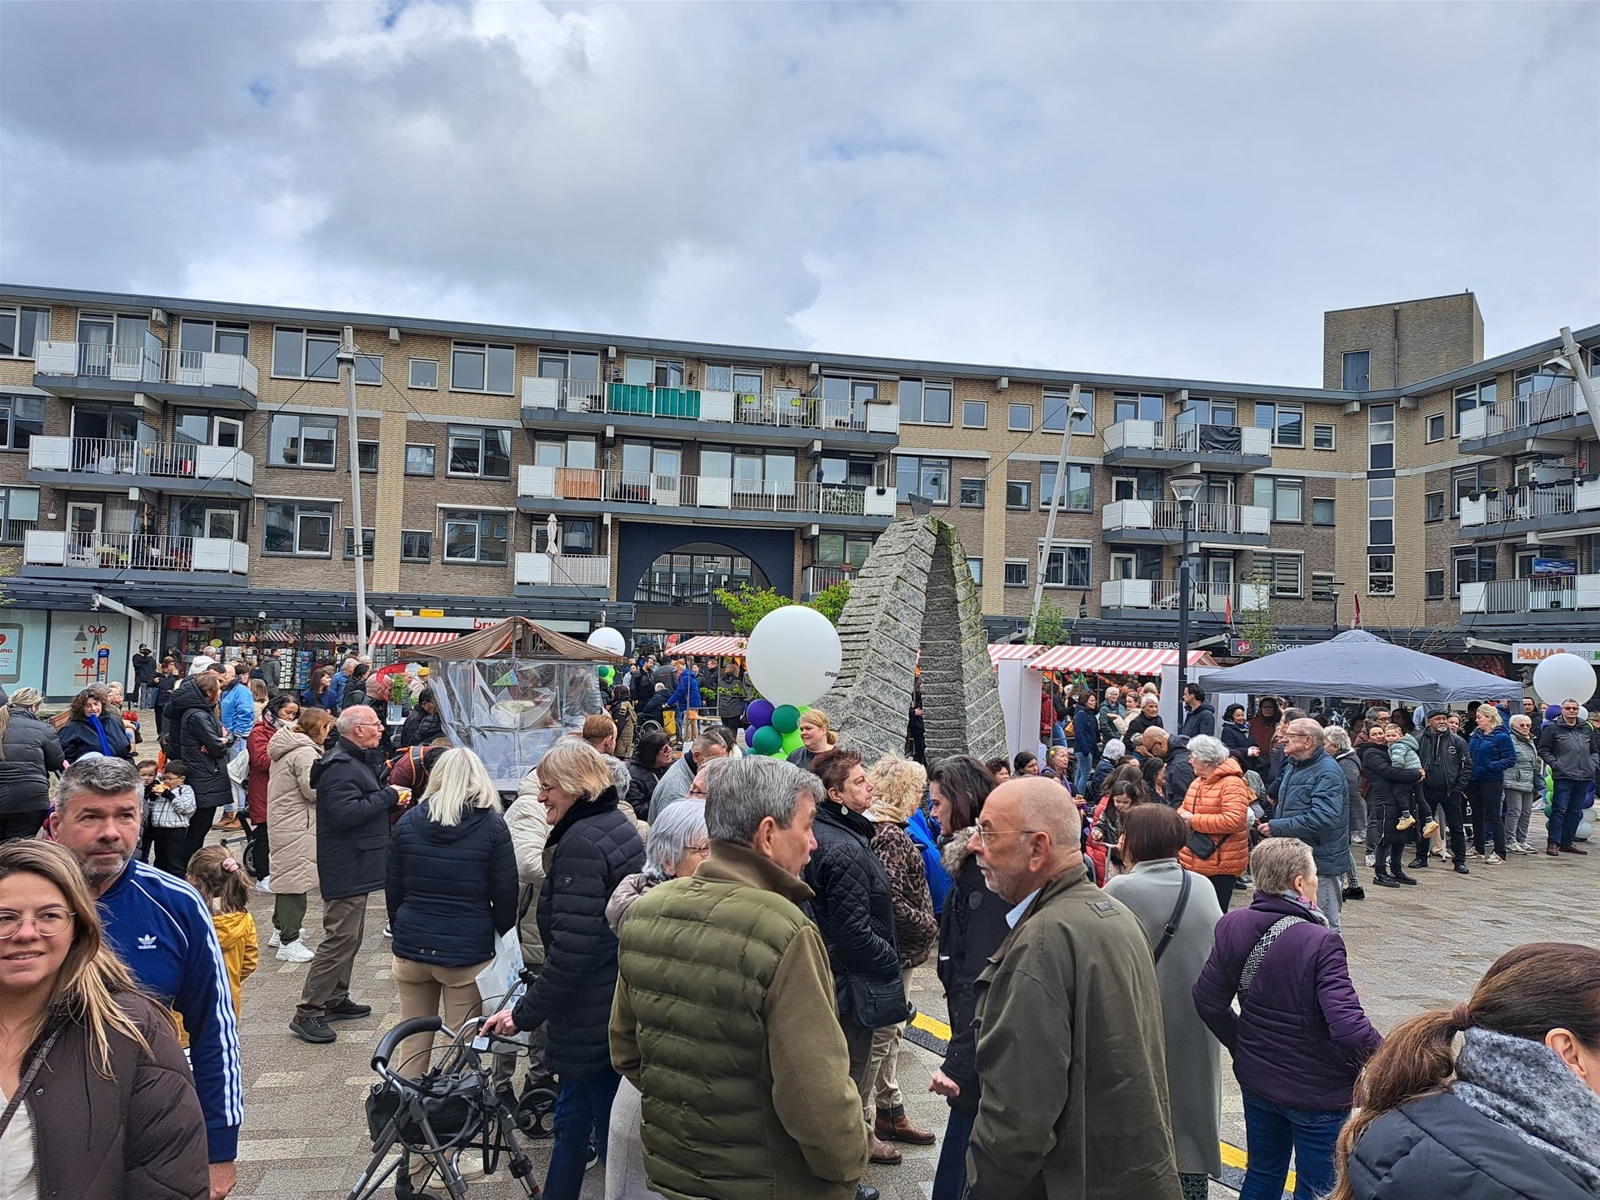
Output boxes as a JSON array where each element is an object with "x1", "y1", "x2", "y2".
[
  {"x1": 419, "y1": 608, "x2": 445, "y2": 618},
  {"x1": 1513, "y1": 642, "x2": 1600, "y2": 665}
]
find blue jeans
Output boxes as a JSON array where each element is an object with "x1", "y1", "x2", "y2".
[
  {"x1": 543, "y1": 1069, "x2": 620, "y2": 1200},
  {"x1": 1073, "y1": 753, "x2": 1094, "y2": 795},
  {"x1": 1550, "y1": 777, "x2": 1587, "y2": 848},
  {"x1": 1239, "y1": 1089, "x2": 1345, "y2": 1200},
  {"x1": 932, "y1": 1104, "x2": 976, "y2": 1200}
]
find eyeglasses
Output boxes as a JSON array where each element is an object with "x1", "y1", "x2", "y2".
[
  {"x1": 686, "y1": 842, "x2": 711, "y2": 856},
  {"x1": 0, "y1": 909, "x2": 74, "y2": 940},
  {"x1": 972, "y1": 826, "x2": 1037, "y2": 845}
]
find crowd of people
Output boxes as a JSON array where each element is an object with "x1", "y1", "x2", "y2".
[{"x1": 0, "y1": 653, "x2": 1597, "y2": 1200}]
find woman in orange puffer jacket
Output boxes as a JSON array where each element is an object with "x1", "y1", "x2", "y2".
[{"x1": 1177, "y1": 734, "x2": 1252, "y2": 911}]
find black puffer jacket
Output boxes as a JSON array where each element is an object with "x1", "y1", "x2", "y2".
[
  {"x1": 59, "y1": 715, "x2": 135, "y2": 764},
  {"x1": 1221, "y1": 720, "x2": 1256, "y2": 764},
  {"x1": 0, "y1": 706, "x2": 64, "y2": 814},
  {"x1": 1359, "y1": 741, "x2": 1421, "y2": 829},
  {"x1": 1418, "y1": 728, "x2": 1471, "y2": 794},
  {"x1": 310, "y1": 736, "x2": 399, "y2": 901},
  {"x1": 801, "y1": 799, "x2": 901, "y2": 1025},
  {"x1": 1345, "y1": 1091, "x2": 1593, "y2": 1200},
  {"x1": 387, "y1": 803, "x2": 518, "y2": 969},
  {"x1": 1163, "y1": 737, "x2": 1196, "y2": 807},
  {"x1": 166, "y1": 679, "x2": 232, "y2": 809},
  {"x1": 935, "y1": 827, "x2": 1012, "y2": 1112},
  {"x1": 624, "y1": 758, "x2": 664, "y2": 820},
  {"x1": 511, "y1": 786, "x2": 643, "y2": 1078},
  {"x1": 397, "y1": 708, "x2": 442, "y2": 749}
]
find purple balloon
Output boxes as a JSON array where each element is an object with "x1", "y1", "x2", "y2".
[
  {"x1": 745, "y1": 725, "x2": 760, "y2": 749},
  {"x1": 747, "y1": 699, "x2": 775, "y2": 728}
]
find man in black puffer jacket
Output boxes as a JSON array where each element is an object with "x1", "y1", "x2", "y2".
[
  {"x1": 803, "y1": 748, "x2": 904, "y2": 1167},
  {"x1": 0, "y1": 688, "x2": 65, "y2": 841}
]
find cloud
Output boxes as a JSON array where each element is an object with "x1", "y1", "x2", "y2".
[{"x1": 2, "y1": 0, "x2": 1595, "y2": 385}]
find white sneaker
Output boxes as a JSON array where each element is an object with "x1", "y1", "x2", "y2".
[
  {"x1": 1351, "y1": 834, "x2": 1364, "y2": 845},
  {"x1": 255, "y1": 875, "x2": 273, "y2": 894},
  {"x1": 1484, "y1": 853, "x2": 1503, "y2": 865},
  {"x1": 268, "y1": 930, "x2": 281, "y2": 948},
  {"x1": 276, "y1": 939, "x2": 315, "y2": 963},
  {"x1": 1365, "y1": 852, "x2": 1376, "y2": 868}
]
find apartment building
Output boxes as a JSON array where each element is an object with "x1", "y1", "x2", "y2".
[{"x1": 0, "y1": 284, "x2": 1592, "y2": 699}]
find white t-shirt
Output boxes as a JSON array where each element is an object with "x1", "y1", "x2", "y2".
[{"x1": 0, "y1": 1084, "x2": 37, "y2": 1200}]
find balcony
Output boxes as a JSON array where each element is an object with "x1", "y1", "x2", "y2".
[
  {"x1": 32, "y1": 341, "x2": 259, "y2": 408},
  {"x1": 1101, "y1": 578, "x2": 1270, "y2": 618},
  {"x1": 516, "y1": 466, "x2": 898, "y2": 528},
  {"x1": 1102, "y1": 419, "x2": 1272, "y2": 469},
  {"x1": 1459, "y1": 382, "x2": 1586, "y2": 454},
  {"x1": 519, "y1": 376, "x2": 897, "y2": 448},
  {"x1": 22, "y1": 530, "x2": 249, "y2": 585},
  {"x1": 513, "y1": 551, "x2": 610, "y2": 596},
  {"x1": 1460, "y1": 575, "x2": 1600, "y2": 621},
  {"x1": 1101, "y1": 499, "x2": 1270, "y2": 546},
  {"x1": 1458, "y1": 478, "x2": 1600, "y2": 540},
  {"x1": 802, "y1": 564, "x2": 855, "y2": 598},
  {"x1": 26, "y1": 437, "x2": 254, "y2": 499}
]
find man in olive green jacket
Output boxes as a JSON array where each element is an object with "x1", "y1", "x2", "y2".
[
  {"x1": 967, "y1": 777, "x2": 1182, "y2": 1200},
  {"x1": 610, "y1": 756, "x2": 870, "y2": 1200}
]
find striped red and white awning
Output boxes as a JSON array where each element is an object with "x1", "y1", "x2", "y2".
[
  {"x1": 988, "y1": 643, "x2": 1045, "y2": 663},
  {"x1": 368, "y1": 630, "x2": 462, "y2": 647},
  {"x1": 668, "y1": 635, "x2": 748, "y2": 657},
  {"x1": 302, "y1": 632, "x2": 359, "y2": 645},
  {"x1": 254, "y1": 630, "x2": 296, "y2": 644},
  {"x1": 1026, "y1": 645, "x2": 1217, "y2": 676}
]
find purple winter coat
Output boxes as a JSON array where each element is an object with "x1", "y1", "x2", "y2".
[{"x1": 1192, "y1": 891, "x2": 1381, "y2": 1111}]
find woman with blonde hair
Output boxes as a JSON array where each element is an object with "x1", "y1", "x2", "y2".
[
  {"x1": 862, "y1": 754, "x2": 939, "y2": 1158},
  {"x1": 0, "y1": 838, "x2": 209, "y2": 1197},
  {"x1": 787, "y1": 708, "x2": 838, "y2": 772},
  {"x1": 265, "y1": 707, "x2": 335, "y2": 963}
]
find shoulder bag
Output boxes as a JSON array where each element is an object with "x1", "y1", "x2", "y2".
[
  {"x1": 1236, "y1": 914, "x2": 1305, "y2": 1001},
  {"x1": 1151, "y1": 871, "x2": 1193, "y2": 964}
]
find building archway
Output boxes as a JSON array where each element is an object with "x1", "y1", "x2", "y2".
[{"x1": 616, "y1": 523, "x2": 795, "y2": 637}]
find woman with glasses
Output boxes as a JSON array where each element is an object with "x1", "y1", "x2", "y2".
[{"x1": 0, "y1": 838, "x2": 208, "y2": 1198}]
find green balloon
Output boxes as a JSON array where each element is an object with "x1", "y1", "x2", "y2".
[
  {"x1": 772, "y1": 705, "x2": 801, "y2": 735},
  {"x1": 781, "y1": 729, "x2": 804, "y2": 754},
  {"x1": 752, "y1": 726, "x2": 784, "y2": 756}
]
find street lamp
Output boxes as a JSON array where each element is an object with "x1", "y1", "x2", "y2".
[
  {"x1": 1169, "y1": 473, "x2": 1205, "y2": 701},
  {"x1": 1328, "y1": 579, "x2": 1345, "y2": 639}
]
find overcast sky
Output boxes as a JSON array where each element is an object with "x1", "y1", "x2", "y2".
[{"x1": 2, "y1": 1, "x2": 1595, "y2": 386}]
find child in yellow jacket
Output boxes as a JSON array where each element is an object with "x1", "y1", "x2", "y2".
[{"x1": 186, "y1": 846, "x2": 259, "y2": 1018}]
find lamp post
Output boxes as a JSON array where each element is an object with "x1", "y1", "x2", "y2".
[
  {"x1": 1170, "y1": 473, "x2": 1205, "y2": 702},
  {"x1": 1329, "y1": 580, "x2": 1345, "y2": 640}
]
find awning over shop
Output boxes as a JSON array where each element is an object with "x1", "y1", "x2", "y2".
[
  {"x1": 400, "y1": 615, "x2": 620, "y2": 662},
  {"x1": 1027, "y1": 645, "x2": 1218, "y2": 675},
  {"x1": 989, "y1": 644, "x2": 1045, "y2": 663},
  {"x1": 368, "y1": 630, "x2": 462, "y2": 647},
  {"x1": 669, "y1": 635, "x2": 748, "y2": 657}
]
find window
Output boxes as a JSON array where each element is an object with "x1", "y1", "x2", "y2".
[
  {"x1": 626, "y1": 356, "x2": 685, "y2": 388},
  {"x1": 409, "y1": 358, "x2": 439, "y2": 389},
  {"x1": 1453, "y1": 546, "x2": 1497, "y2": 594},
  {"x1": 447, "y1": 426, "x2": 512, "y2": 479},
  {"x1": 961, "y1": 400, "x2": 987, "y2": 428},
  {"x1": 1312, "y1": 497, "x2": 1336, "y2": 525},
  {"x1": 1008, "y1": 403, "x2": 1033, "y2": 432},
  {"x1": 1004, "y1": 560, "x2": 1029, "y2": 587},
  {"x1": 356, "y1": 441, "x2": 379, "y2": 473},
  {"x1": 271, "y1": 328, "x2": 340, "y2": 380},
  {"x1": 1040, "y1": 463, "x2": 1093, "y2": 511},
  {"x1": 1006, "y1": 481, "x2": 1031, "y2": 509},
  {"x1": 1042, "y1": 543, "x2": 1092, "y2": 589},
  {"x1": 899, "y1": 379, "x2": 952, "y2": 424},
  {"x1": 1514, "y1": 367, "x2": 1559, "y2": 397},
  {"x1": 0, "y1": 393, "x2": 45, "y2": 450},
  {"x1": 263, "y1": 501, "x2": 333, "y2": 556},
  {"x1": 1254, "y1": 476, "x2": 1303, "y2": 522},
  {"x1": 1311, "y1": 572, "x2": 1337, "y2": 602},
  {"x1": 1342, "y1": 350, "x2": 1370, "y2": 391},
  {"x1": 450, "y1": 342, "x2": 515, "y2": 393},
  {"x1": 1113, "y1": 392, "x2": 1164, "y2": 423},
  {"x1": 966, "y1": 557, "x2": 983, "y2": 585},
  {"x1": 1041, "y1": 389, "x2": 1094, "y2": 435},
  {"x1": 401, "y1": 530, "x2": 433, "y2": 562},
  {"x1": 178, "y1": 319, "x2": 248, "y2": 358},
  {"x1": 1425, "y1": 569, "x2": 1445, "y2": 600},
  {"x1": 343, "y1": 527, "x2": 376, "y2": 559},
  {"x1": 405, "y1": 444, "x2": 435, "y2": 476},
  {"x1": 1254, "y1": 402, "x2": 1305, "y2": 447},
  {"x1": 1368, "y1": 477, "x2": 1395, "y2": 546},
  {"x1": 0, "y1": 306, "x2": 50, "y2": 358},
  {"x1": 1425, "y1": 491, "x2": 1445, "y2": 522},
  {"x1": 1313, "y1": 423, "x2": 1336, "y2": 450},
  {"x1": 442, "y1": 511, "x2": 510, "y2": 564},
  {"x1": 1368, "y1": 403, "x2": 1395, "y2": 470},
  {"x1": 1455, "y1": 381, "x2": 1498, "y2": 434},
  {"x1": 894, "y1": 456, "x2": 950, "y2": 505},
  {"x1": 818, "y1": 532, "x2": 873, "y2": 567},
  {"x1": 959, "y1": 477, "x2": 985, "y2": 508},
  {"x1": 1426, "y1": 412, "x2": 1446, "y2": 442},
  {"x1": 355, "y1": 353, "x2": 383, "y2": 386},
  {"x1": 268, "y1": 413, "x2": 338, "y2": 468},
  {"x1": 0, "y1": 486, "x2": 40, "y2": 542},
  {"x1": 1368, "y1": 553, "x2": 1396, "y2": 596},
  {"x1": 1264, "y1": 554, "x2": 1302, "y2": 598},
  {"x1": 1453, "y1": 463, "x2": 1497, "y2": 514},
  {"x1": 558, "y1": 517, "x2": 596, "y2": 555}
]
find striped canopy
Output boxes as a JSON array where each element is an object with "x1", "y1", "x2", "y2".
[
  {"x1": 1027, "y1": 645, "x2": 1217, "y2": 676},
  {"x1": 368, "y1": 630, "x2": 462, "y2": 647},
  {"x1": 669, "y1": 635, "x2": 748, "y2": 657},
  {"x1": 988, "y1": 643, "x2": 1045, "y2": 663}
]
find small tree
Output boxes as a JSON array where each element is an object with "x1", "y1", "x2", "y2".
[
  {"x1": 1032, "y1": 598, "x2": 1070, "y2": 646},
  {"x1": 714, "y1": 584, "x2": 793, "y2": 636},
  {"x1": 1236, "y1": 569, "x2": 1277, "y2": 657},
  {"x1": 807, "y1": 581, "x2": 851, "y2": 626}
]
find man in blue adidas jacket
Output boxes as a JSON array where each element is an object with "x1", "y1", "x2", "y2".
[{"x1": 53, "y1": 755, "x2": 243, "y2": 1200}]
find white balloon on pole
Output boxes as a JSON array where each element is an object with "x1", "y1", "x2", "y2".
[
  {"x1": 1532, "y1": 652, "x2": 1597, "y2": 707},
  {"x1": 744, "y1": 606, "x2": 842, "y2": 708},
  {"x1": 586, "y1": 627, "x2": 626, "y2": 657}
]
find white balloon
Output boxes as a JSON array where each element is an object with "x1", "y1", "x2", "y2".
[
  {"x1": 1576, "y1": 818, "x2": 1593, "y2": 841},
  {"x1": 586, "y1": 627, "x2": 626, "y2": 657},
  {"x1": 744, "y1": 606, "x2": 842, "y2": 708},
  {"x1": 1532, "y1": 652, "x2": 1597, "y2": 707},
  {"x1": 1584, "y1": 707, "x2": 1592, "y2": 723}
]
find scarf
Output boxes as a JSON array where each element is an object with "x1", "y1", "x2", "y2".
[
  {"x1": 87, "y1": 712, "x2": 112, "y2": 756},
  {"x1": 1275, "y1": 890, "x2": 1331, "y2": 927},
  {"x1": 1454, "y1": 1026, "x2": 1600, "y2": 1192}
]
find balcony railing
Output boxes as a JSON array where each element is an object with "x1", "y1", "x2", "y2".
[
  {"x1": 1459, "y1": 382, "x2": 1583, "y2": 441},
  {"x1": 514, "y1": 552, "x2": 610, "y2": 588},
  {"x1": 1101, "y1": 499, "x2": 1270, "y2": 536},
  {"x1": 24, "y1": 530, "x2": 249, "y2": 575},
  {"x1": 1101, "y1": 578, "x2": 1270, "y2": 613},
  {"x1": 1103, "y1": 418, "x2": 1272, "y2": 457},
  {"x1": 1459, "y1": 479, "x2": 1600, "y2": 527},
  {"x1": 33, "y1": 341, "x2": 260, "y2": 397},
  {"x1": 518, "y1": 465, "x2": 899, "y2": 518},
  {"x1": 803, "y1": 565, "x2": 855, "y2": 596},
  {"x1": 1460, "y1": 575, "x2": 1600, "y2": 615},
  {"x1": 28, "y1": 437, "x2": 254, "y2": 485},
  {"x1": 521, "y1": 376, "x2": 894, "y2": 435}
]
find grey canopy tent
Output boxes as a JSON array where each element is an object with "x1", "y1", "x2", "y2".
[{"x1": 1197, "y1": 629, "x2": 1522, "y2": 706}]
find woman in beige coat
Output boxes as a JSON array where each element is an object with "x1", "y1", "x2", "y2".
[{"x1": 266, "y1": 708, "x2": 335, "y2": 963}]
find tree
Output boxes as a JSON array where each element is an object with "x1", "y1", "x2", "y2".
[
  {"x1": 807, "y1": 581, "x2": 851, "y2": 626},
  {"x1": 1236, "y1": 568, "x2": 1278, "y2": 657},
  {"x1": 715, "y1": 584, "x2": 792, "y2": 636},
  {"x1": 1032, "y1": 598, "x2": 1070, "y2": 646}
]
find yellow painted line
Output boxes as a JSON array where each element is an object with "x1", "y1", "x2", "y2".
[
  {"x1": 911, "y1": 1010, "x2": 952, "y2": 1041},
  {"x1": 1221, "y1": 1140, "x2": 1294, "y2": 1193}
]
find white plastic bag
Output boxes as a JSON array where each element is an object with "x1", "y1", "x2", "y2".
[{"x1": 474, "y1": 928, "x2": 529, "y2": 1048}]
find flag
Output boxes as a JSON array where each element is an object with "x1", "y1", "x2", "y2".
[
  {"x1": 1352, "y1": 593, "x2": 1362, "y2": 628},
  {"x1": 1224, "y1": 590, "x2": 1234, "y2": 626}
]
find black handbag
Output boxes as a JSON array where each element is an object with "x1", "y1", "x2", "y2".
[
  {"x1": 844, "y1": 974, "x2": 912, "y2": 1030},
  {"x1": 1186, "y1": 829, "x2": 1227, "y2": 859}
]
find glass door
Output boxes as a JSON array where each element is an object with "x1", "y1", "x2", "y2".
[
  {"x1": 66, "y1": 501, "x2": 103, "y2": 565},
  {"x1": 112, "y1": 315, "x2": 148, "y2": 380},
  {"x1": 652, "y1": 446, "x2": 681, "y2": 507},
  {"x1": 78, "y1": 316, "x2": 113, "y2": 376}
]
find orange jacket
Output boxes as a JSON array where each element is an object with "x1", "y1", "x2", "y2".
[{"x1": 1178, "y1": 755, "x2": 1252, "y2": 878}]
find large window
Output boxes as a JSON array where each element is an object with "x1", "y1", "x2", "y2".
[
  {"x1": 268, "y1": 413, "x2": 338, "y2": 468},
  {"x1": 1514, "y1": 367, "x2": 1560, "y2": 397},
  {"x1": 894, "y1": 456, "x2": 950, "y2": 505},
  {"x1": 818, "y1": 532, "x2": 873, "y2": 567},
  {"x1": 1368, "y1": 478, "x2": 1395, "y2": 546},
  {"x1": 1454, "y1": 381, "x2": 1497, "y2": 435},
  {"x1": 899, "y1": 379, "x2": 951, "y2": 425},
  {"x1": 271, "y1": 328, "x2": 340, "y2": 380},
  {"x1": 450, "y1": 342, "x2": 515, "y2": 393},
  {"x1": 442, "y1": 511, "x2": 510, "y2": 564},
  {"x1": 1042, "y1": 543, "x2": 1092, "y2": 589},
  {"x1": 1263, "y1": 554, "x2": 1303, "y2": 598},
  {"x1": 0, "y1": 306, "x2": 50, "y2": 359},
  {"x1": 1342, "y1": 350, "x2": 1370, "y2": 391},
  {"x1": 409, "y1": 358, "x2": 439, "y2": 389},
  {"x1": 1040, "y1": 463, "x2": 1093, "y2": 511},
  {"x1": 0, "y1": 393, "x2": 45, "y2": 451},
  {"x1": 447, "y1": 427, "x2": 512, "y2": 479},
  {"x1": 1368, "y1": 553, "x2": 1396, "y2": 596},
  {"x1": 1113, "y1": 392, "x2": 1164, "y2": 424},
  {"x1": 179, "y1": 319, "x2": 248, "y2": 358},
  {"x1": 1452, "y1": 546, "x2": 1497, "y2": 594},
  {"x1": 1043, "y1": 389, "x2": 1094, "y2": 434},
  {"x1": 1253, "y1": 476, "x2": 1303, "y2": 522},
  {"x1": 0, "y1": 486, "x2": 40, "y2": 543},
  {"x1": 1452, "y1": 463, "x2": 1497, "y2": 514},
  {"x1": 1005, "y1": 480, "x2": 1031, "y2": 509},
  {"x1": 263, "y1": 501, "x2": 333, "y2": 556},
  {"x1": 1254, "y1": 402, "x2": 1304, "y2": 448}
]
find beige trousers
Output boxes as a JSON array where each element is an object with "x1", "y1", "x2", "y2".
[
  {"x1": 390, "y1": 956, "x2": 490, "y2": 1077},
  {"x1": 862, "y1": 967, "x2": 916, "y2": 1120}
]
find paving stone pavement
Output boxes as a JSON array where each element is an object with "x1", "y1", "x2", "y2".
[{"x1": 226, "y1": 812, "x2": 1595, "y2": 1200}]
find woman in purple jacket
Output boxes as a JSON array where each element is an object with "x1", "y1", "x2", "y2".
[{"x1": 1193, "y1": 837, "x2": 1382, "y2": 1200}]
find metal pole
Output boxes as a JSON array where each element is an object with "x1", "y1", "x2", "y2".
[
  {"x1": 1560, "y1": 327, "x2": 1600, "y2": 435},
  {"x1": 1029, "y1": 383, "x2": 1082, "y2": 642},
  {"x1": 1177, "y1": 502, "x2": 1191, "y2": 701},
  {"x1": 340, "y1": 326, "x2": 368, "y2": 660}
]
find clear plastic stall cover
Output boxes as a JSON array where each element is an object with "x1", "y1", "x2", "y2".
[{"x1": 428, "y1": 657, "x2": 605, "y2": 792}]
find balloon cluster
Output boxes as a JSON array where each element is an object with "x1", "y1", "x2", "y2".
[
  {"x1": 597, "y1": 665, "x2": 615, "y2": 687},
  {"x1": 587, "y1": 628, "x2": 627, "y2": 692},
  {"x1": 745, "y1": 700, "x2": 808, "y2": 758}
]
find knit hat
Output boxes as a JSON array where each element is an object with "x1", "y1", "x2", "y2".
[{"x1": 1103, "y1": 738, "x2": 1126, "y2": 760}]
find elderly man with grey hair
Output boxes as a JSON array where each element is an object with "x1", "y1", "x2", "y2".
[
  {"x1": 650, "y1": 731, "x2": 729, "y2": 815},
  {"x1": 609, "y1": 755, "x2": 874, "y2": 1200},
  {"x1": 1257, "y1": 718, "x2": 1353, "y2": 930}
]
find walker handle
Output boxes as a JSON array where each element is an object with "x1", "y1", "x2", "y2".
[{"x1": 371, "y1": 1017, "x2": 442, "y2": 1070}]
